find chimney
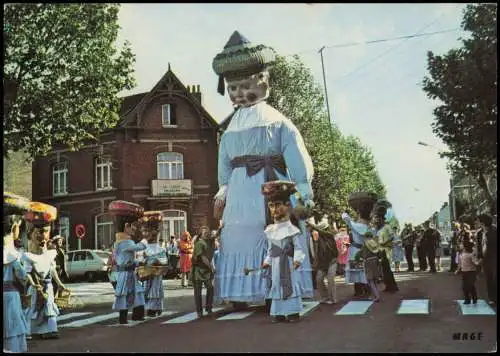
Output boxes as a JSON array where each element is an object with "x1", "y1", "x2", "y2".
[{"x1": 191, "y1": 84, "x2": 202, "y2": 105}]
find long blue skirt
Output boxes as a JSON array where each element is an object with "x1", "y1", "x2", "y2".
[{"x1": 3, "y1": 291, "x2": 28, "y2": 352}]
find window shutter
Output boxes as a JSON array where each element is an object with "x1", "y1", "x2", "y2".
[{"x1": 170, "y1": 103, "x2": 177, "y2": 125}]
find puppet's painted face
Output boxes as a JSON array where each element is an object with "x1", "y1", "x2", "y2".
[
  {"x1": 226, "y1": 71, "x2": 270, "y2": 107},
  {"x1": 268, "y1": 201, "x2": 291, "y2": 223}
]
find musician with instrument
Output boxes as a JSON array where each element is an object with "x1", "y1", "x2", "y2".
[
  {"x1": 3, "y1": 193, "x2": 42, "y2": 352},
  {"x1": 261, "y1": 181, "x2": 306, "y2": 323},
  {"x1": 371, "y1": 200, "x2": 399, "y2": 293},
  {"x1": 139, "y1": 211, "x2": 168, "y2": 317},
  {"x1": 23, "y1": 201, "x2": 70, "y2": 340},
  {"x1": 108, "y1": 200, "x2": 148, "y2": 324}
]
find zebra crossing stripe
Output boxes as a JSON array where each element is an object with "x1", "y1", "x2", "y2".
[
  {"x1": 397, "y1": 299, "x2": 429, "y2": 315},
  {"x1": 161, "y1": 307, "x2": 225, "y2": 324},
  {"x1": 300, "y1": 301, "x2": 320, "y2": 316},
  {"x1": 60, "y1": 312, "x2": 117, "y2": 328},
  {"x1": 457, "y1": 300, "x2": 496, "y2": 315},
  {"x1": 335, "y1": 301, "x2": 373, "y2": 315},
  {"x1": 217, "y1": 311, "x2": 255, "y2": 321},
  {"x1": 108, "y1": 311, "x2": 178, "y2": 327},
  {"x1": 58, "y1": 312, "x2": 93, "y2": 322}
]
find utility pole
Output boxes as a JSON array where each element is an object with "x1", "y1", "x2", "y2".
[{"x1": 319, "y1": 46, "x2": 333, "y2": 138}]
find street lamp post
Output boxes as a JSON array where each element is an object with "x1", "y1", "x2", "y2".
[{"x1": 319, "y1": 46, "x2": 334, "y2": 138}]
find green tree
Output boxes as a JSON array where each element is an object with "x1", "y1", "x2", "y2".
[
  {"x1": 268, "y1": 54, "x2": 386, "y2": 220},
  {"x1": 3, "y1": 150, "x2": 32, "y2": 199},
  {"x1": 422, "y1": 3, "x2": 497, "y2": 214},
  {"x1": 3, "y1": 3, "x2": 136, "y2": 160}
]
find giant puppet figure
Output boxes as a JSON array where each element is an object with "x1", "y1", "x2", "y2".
[
  {"x1": 212, "y1": 31, "x2": 315, "y2": 308},
  {"x1": 23, "y1": 201, "x2": 69, "y2": 340},
  {"x1": 3, "y1": 192, "x2": 39, "y2": 352}
]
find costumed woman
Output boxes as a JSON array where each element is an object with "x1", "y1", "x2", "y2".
[
  {"x1": 335, "y1": 227, "x2": 350, "y2": 276},
  {"x1": 261, "y1": 181, "x2": 306, "y2": 323},
  {"x1": 3, "y1": 193, "x2": 41, "y2": 352},
  {"x1": 179, "y1": 231, "x2": 194, "y2": 288},
  {"x1": 391, "y1": 225, "x2": 404, "y2": 273},
  {"x1": 108, "y1": 200, "x2": 148, "y2": 324},
  {"x1": 212, "y1": 31, "x2": 315, "y2": 310},
  {"x1": 139, "y1": 211, "x2": 168, "y2": 317},
  {"x1": 342, "y1": 192, "x2": 379, "y2": 298},
  {"x1": 24, "y1": 201, "x2": 70, "y2": 340}
]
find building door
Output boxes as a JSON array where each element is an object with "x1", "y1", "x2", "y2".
[{"x1": 162, "y1": 210, "x2": 187, "y2": 240}]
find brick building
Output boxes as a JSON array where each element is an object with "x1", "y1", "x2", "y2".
[{"x1": 31, "y1": 66, "x2": 220, "y2": 251}]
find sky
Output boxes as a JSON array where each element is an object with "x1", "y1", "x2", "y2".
[{"x1": 117, "y1": 3, "x2": 470, "y2": 226}]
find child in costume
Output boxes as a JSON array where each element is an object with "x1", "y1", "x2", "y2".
[
  {"x1": 108, "y1": 200, "x2": 148, "y2": 324},
  {"x1": 140, "y1": 211, "x2": 168, "y2": 317},
  {"x1": 261, "y1": 181, "x2": 306, "y2": 323},
  {"x1": 212, "y1": 31, "x2": 315, "y2": 310},
  {"x1": 354, "y1": 230, "x2": 381, "y2": 302},
  {"x1": 342, "y1": 192, "x2": 379, "y2": 298}
]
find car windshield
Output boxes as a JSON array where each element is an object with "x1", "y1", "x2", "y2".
[{"x1": 95, "y1": 251, "x2": 111, "y2": 259}]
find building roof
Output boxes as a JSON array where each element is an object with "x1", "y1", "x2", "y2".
[
  {"x1": 119, "y1": 67, "x2": 219, "y2": 129},
  {"x1": 119, "y1": 92, "x2": 147, "y2": 117}
]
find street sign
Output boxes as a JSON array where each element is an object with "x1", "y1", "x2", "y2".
[{"x1": 75, "y1": 224, "x2": 86, "y2": 239}]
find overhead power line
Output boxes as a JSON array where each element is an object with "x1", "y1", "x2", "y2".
[{"x1": 283, "y1": 28, "x2": 461, "y2": 58}]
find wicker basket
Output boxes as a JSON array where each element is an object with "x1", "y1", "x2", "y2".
[
  {"x1": 55, "y1": 290, "x2": 72, "y2": 309},
  {"x1": 137, "y1": 266, "x2": 168, "y2": 281}
]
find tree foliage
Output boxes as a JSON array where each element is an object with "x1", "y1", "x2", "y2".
[
  {"x1": 3, "y1": 3, "x2": 136, "y2": 160},
  {"x1": 422, "y1": 3, "x2": 497, "y2": 213},
  {"x1": 268, "y1": 54, "x2": 386, "y2": 221}
]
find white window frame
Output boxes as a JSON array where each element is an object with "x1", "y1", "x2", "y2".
[
  {"x1": 59, "y1": 216, "x2": 70, "y2": 253},
  {"x1": 162, "y1": 210, "x2": 187, "y2": 241},
  {"x1": 95, "y1": 157, "x2": 113, "y2": 191},
  {"x1": 53, "y1": 162, "x2": 68, "y2": 196},
  {"x1": 95, "y1": 214, "x2": 115, "y2": 250},
  {"x1": 157, "y1": 152, "x2": 184, "y2": 180},
  {"x1": 162, "y1": 104, "x2": 176, "y2": 127}
]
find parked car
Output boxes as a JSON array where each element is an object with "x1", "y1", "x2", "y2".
[{"x1": 67, "y1": 249, "x2": 111, "y2": 282}]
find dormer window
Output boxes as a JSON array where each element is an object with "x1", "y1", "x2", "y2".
[{"x1": 162, "y1": 104, "x2": 177, "y2": 126}]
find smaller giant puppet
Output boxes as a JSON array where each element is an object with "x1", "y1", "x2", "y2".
[
  {"x1": 4, "y1": 192, "x2": 39, "y2": 352},
  {"x1": 24, "y1": 200, "x2": 69, "y2": 340},
  {"x1": 108, "y1": 200, "x2": 148, "y2": 324},
  {"x1": 261, "y1": 181, "x2": 306, "y2": 323}
]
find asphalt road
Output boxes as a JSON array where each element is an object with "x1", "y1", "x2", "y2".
[{"x1": 28, "y1": 257, "x2": 497, "y2": 353}]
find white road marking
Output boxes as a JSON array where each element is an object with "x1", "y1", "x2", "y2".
[
  {"x1": 60, "y1": 312, "x2": 117, "y2": 328},
  {"x1": 397, "y1": 299, "x2": 429, "y2": 315},
  {"x1": 457, "y1": 300, "x2": 496, "y2": 315},
  {"x1": 216, "y1": 311, "x2": 255, "y2": 320},
  {"x1": 161, "y1": 307, "x2": 225, "y2": 324},
  {"x1": 58, "y1": 312, "x2": 93, "y2": 321},
  {"x1": 300, "y1": 301, "x2": 320, "y2": 316},
  {"x1": 108, "y1": 311, "x2": 178, "y2": 327},
  {"x1": 335, "y1": 301, "x2": 374, "y2": 315}
]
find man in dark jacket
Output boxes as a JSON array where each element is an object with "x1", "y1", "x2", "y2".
[
  {"x1": 401, "y1": 224, "x2": 417, "y2": 272},
  {"x1": 448, "y1": 221, "x2": 460, "y2": 273},
  {"x1": 478, "y1": 214, "x2": 497, "y2": 305},
  {"x1": 421, "y1": 221, "x2": 440, "y2": 273},
  {"x1": 52, "y1": 235, "x2": 69, "y2": 295},
  {"x1": 309, "y1": 220, "x2": 339, "y2": 304}
]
